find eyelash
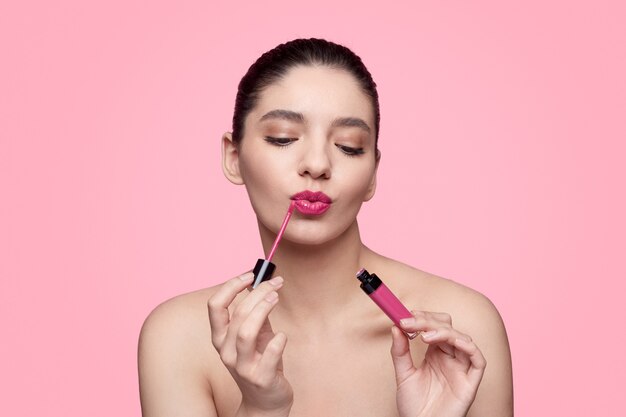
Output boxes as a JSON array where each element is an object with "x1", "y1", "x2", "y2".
[
  {"x1": 336, "y1": 145, "x2": 365, "y2": 157},
  {"x1": 264, "y1": 136, "x2": 297, "y2": 147},
  {"x1": 264, "y1": 136, "x2": 365, "y2": 157}
]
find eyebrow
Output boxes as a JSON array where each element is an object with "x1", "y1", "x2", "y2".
[
  {"x1": 259, "y1": 109, "x2": 305, "y2": 124},
  {"x1": 259, "y1": 109, "x2": 372, "y2": 134},
  {"x1": 331, "y1": 117, "x2": 371, "y2": 134}
]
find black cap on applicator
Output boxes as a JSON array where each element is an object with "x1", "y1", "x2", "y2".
[
  {"x1": 356, "y1": 268, "x2": 382, "y2": 294},
  {"x1": 252, "y1": 258, "x2": 276, "y2": 288}
]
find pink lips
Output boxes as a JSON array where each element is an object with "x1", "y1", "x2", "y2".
[{"x1": 290, "y1": 190, "x2": 332, "y2": 215}]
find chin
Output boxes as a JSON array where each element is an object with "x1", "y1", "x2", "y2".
[
  {"x1": 282, "y1": 234, "x2": 330, "y2": 246},
  {"x1": 281, "y1": 221, "x2": 352, "y2": 247}
]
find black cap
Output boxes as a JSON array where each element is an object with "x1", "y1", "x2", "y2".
[
  {"x1": 356, "y1": 268, "x2": 382, "y2": 295},
  {"x1": 252, "y1": 258, "x2": 276, "y2": 288}
]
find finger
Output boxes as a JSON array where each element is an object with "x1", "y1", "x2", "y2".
[
  {"x1": 409, "y1": 310, "x2": 452, "y2": 323},
  {"x1": 453, "y1": 345, "x2": 471, "y2": 370},
  {"x1": 208, "y1": 272, "x2": 254, "y2": 347},
  {"x1": 390, "y1": 326, "x2": 416, "y2": 385},
  {"x1": 222, "y1": 277, "x2": 284, "y2": 355},
  {"x1": 401, "y1": 311, "x2": 467, "y2": 336},
  {"x1": 454, "y1": 337, "x2": 487, "y2": 386},
  {"x1": 232, "y1": 276, "x2": 284, "y2": 324},
  {"x1": 256, "y1": 316, "x2": 276, "y2": 352},
  {"x1": 236, "y1": 290, "x2": 280, "y2": 364},
  {"x1": 400, "y1": 312, "x2": 449, "y2": 336},
  {"x1": 449, "y1": 330, "x2": 473, "y2": 369},
  {"x1": 420, "y1": 326, "x2": 471, "y2": 345},
  {"x1": 420, "y1": 327, "x2": 472, "y2": 358},
  {"x1": 428, "y1": 311, "x2": 452, "y2": 325},
  {"x1": 421, "y1": 330, "x2": 455, "y2": 356},
  {"x1": 255, "y1": 331, "x2": 288, "y2": 383}
]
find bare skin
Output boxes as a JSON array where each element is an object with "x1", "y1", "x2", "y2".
[
  {"x1": 138, "y1": 65, "x2": 513, "y2": 416},
  {"x1": 138, "y1": 237, "x2": 512, "y2": 416}
]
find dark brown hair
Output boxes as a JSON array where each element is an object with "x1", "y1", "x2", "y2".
[{"x1": 231, "y1": 38, "x2": 380, "y2": 150}]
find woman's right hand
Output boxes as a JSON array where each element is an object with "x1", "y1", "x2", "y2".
[{"x1": 208, "y1": 272, "x2": 293, "y2": 417}]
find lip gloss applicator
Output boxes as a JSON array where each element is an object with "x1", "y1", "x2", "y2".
[
  {"x1": 356, "y1": 268, "x2": 418, "y2": 339},
  {"x1": 252, "y1": 201, "x2": 296, "y2": 289}
]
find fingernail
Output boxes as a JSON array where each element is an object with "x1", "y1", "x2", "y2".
[
  {"x1": 265, "y1": 291, "x2": 278, "y2": 302},
  {"x1": 269, "y1": 276, "x2": 284, "y2": 286},
  {"x1": 399, "y1": 318, "x2": 415, "y2": 327},
  {"x1": 240, "y1": 272, "x2": 254, "y2": 281},
  {"x1": 421, "y1": 330, "x2": 437, "y2": 339}
]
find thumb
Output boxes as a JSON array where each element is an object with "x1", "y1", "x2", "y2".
[{"x1": 390, "y1": 326, "x2": 416, "y2": 385}]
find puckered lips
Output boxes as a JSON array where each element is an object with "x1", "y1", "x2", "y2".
[{"x1": 290, "y1": 190, "x2": 332, "y2": 215}]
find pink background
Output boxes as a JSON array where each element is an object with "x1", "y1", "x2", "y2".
[{"x1": 2, "y1": 0, "x2": 625, "y2": 415}]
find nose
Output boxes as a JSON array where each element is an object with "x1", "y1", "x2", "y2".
[{"x1": 297, "y1": 139, "x2": 331, "y2": 180}]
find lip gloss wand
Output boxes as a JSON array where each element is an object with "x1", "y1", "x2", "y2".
[{"x1": 251, "y1": 201, "x2": 296, "y2": 289}]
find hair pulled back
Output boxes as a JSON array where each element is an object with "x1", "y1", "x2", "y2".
[{"x1": 232, "y1": 38, "x2": 380, "y2": 149}]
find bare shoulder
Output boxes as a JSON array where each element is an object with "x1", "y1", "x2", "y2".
[
  {"x1": 377, "y1": 256, "x2": 514, "y2": 416},
  {"x1": 137, "y1": 284, "x2": 226, "y2": 417},
  {"x1": 139, "y1": 285, "x2": 219, "y2": 358},
  {"x1": 378, "y1": 257, "x2": 505, "y2": 336},
  {"x1": 141, "y1": 285, "x2": 219, "y2": 326}
]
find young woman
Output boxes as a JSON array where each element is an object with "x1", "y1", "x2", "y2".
[{"x1": 138, "y1": 38, "x2": 513, "y2": 417}]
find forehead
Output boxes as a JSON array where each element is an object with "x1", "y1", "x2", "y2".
[{"x1": 250, "y1": 65, "x2": 375, "y2": 128}]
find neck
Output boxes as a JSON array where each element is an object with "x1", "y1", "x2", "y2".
[{"x1": 258, "y1": 219, "x2": 374, "y2": 324}]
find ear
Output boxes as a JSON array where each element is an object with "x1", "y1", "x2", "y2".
[
  {"x1": 363, "y1": 149, "x2": 381, "y2": 202},
  {"x1": 221, "y1": 132, "x2": 244, "y2": 185}
]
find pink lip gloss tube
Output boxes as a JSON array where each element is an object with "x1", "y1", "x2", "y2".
[{"x1": 356, "y1": 268, "x2": 417, "y2": 339}]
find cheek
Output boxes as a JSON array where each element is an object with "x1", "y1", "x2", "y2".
[
  {"x1": 337, "y1": 164, "x2": 376, "y2": 198},
  {"x1": 239, "y1": 152, "x2": 291, "y2": 204}
]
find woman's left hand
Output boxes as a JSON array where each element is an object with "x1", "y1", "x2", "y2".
[{"x1": 390, "y1": 311, "x2": 487, "y2": 417}]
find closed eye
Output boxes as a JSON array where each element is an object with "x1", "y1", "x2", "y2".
[
  {"x1": 264, "y1": 136, "x2": 298, "y2": 146},
  {"x1": 336, "y1": 144, "x2": 365, "y2": 156}
]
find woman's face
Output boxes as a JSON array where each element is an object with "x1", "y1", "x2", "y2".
[{"x1": 223, "y1": 65, "x2": 379, "y2": 245}]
